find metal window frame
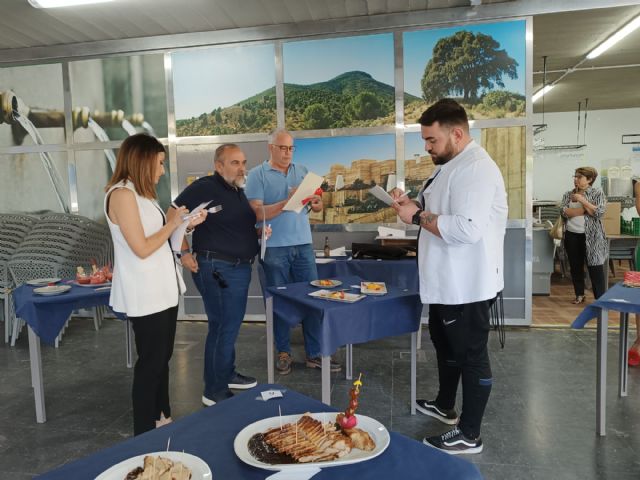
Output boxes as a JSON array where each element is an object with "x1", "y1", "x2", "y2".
[{"x1": 0, "y1": 10, "x2": 536, "y2": 324}]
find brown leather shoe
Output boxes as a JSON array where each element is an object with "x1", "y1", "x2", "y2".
[{"x1": 276, "y1": 352, "x2": 292, "y2": 375}]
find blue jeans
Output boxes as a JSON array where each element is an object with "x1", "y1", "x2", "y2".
[
  {"x1": 261, "y1": 244, "x2": 321, "y2": 358},
  {"x1": 193, "y1": 258, "x2": 252, "y2": 398}
]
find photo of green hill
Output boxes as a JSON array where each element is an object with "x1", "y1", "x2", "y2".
[
  {"x1": 176, "y1": 90, "x2": 277, "y2": 136},
  {"x1": 175, "y1": 70, "x2": 420, "y2": 136},
  {"x1": 285, "y1": 71, "x2": 418, "y2": 130}
]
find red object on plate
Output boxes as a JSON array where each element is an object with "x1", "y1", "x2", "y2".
[
  {"x1": 339, "y1": 414, "x2": 357, "y2": 429},
  {"x1": 629, "y1": 349, "x2": 640, "y2": 366}
]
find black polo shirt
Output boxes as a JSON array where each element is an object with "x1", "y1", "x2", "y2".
[{"x1": 173, "y1": 172, "x2": 258, "y2": 260}]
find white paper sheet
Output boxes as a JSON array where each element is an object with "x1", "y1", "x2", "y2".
[
  {"x1": 368, "y1": 185, "x2": 395, "y2": 205},
  {"x1": 283, "y1": 172, "x2": 324, "y2": 213},
  {"x1": 170, "y1": 201, "x2": 212, "y2": 251}
]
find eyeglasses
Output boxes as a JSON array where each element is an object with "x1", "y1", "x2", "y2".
[{"x1": 272, "y1": 144, "x2": 295, "y2": 153}]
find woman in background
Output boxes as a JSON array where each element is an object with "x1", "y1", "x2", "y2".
[
  {"x1": 104, "y1": 133, "x2": 206, "y2": 435},
  {"x1": 560, "y1": 167, "x2": 607, "y2": 304}
]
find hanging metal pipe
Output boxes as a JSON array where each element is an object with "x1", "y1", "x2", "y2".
[
  {"x1": 126, "y1": 112, "x2": 144, "y2": 126},
  {"x1": 0, "y1": 90, "x2": 29, "y2": 125},
  {"x1": 91, "y1": 109, "x2": 125, "y2": 128}
]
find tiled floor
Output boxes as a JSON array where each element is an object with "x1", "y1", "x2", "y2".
[
  {"x1": 532, "y1": 264, "x2": 629, "y2": 327},
  {"x1": 2, "y1": 317, "x2": 640, "y2": 479}
]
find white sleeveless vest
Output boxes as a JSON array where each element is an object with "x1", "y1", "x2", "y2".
[{"x1": 104, "y1": 180, "x2": 185, "y2": 317}]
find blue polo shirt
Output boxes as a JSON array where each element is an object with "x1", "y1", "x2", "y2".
[
  {"x1": 244, "y1": 161, "x2": 312, "y2": 247},
  {"x1": 173, "y1": 173, "x2": 258, "y2": 259}
]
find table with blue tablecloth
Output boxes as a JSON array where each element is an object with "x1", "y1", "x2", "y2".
[
  {"x1": 316, "y1": 257, "x2": 418, "y2": 292},
  {"x1": 12, "y1": 282, "x2": 130, "y2": 423},
  {"x1": 37, "y1": 384, "x2": 483, "y2": 480},
  {"x1": 572, "y1": 282, "x2": 640, "y2": 435},
  {"x1": 265, "y1": 275, "x2": 422, "y2": 412}
]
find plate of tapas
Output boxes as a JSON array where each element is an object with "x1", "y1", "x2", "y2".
[
  {"x1": 234, "y1": 376, "x2": 389, "y2": 473},
  {"x1": 95, "y1": 451, "x2": 212, "y2": 480},
  {"x1": 308, "y1": 289, "x2": 365, "y2": 303},
  {"x1": 75, "y1": 264, "x2": 112, "y2": 287},
  {"x1": 26, "y1": 278, "x2": 61, "y2": 287},
  {"x1": 310, "y1": 279, "x2": 342, "y2": 288},
  {"x1": 360, "y1": 282, "x2": 387, "y2": 296},
  {"x1": 33, "y1": 285, "x2": 71, "y2": 296}
]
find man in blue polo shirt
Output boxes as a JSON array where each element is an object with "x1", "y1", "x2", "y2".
[
  {"x1": 245, "y1": 128, "x2": 341, "y2": 375},
  {"x1": 170, "y1": 144, "x2": 260, "y2": 406}
]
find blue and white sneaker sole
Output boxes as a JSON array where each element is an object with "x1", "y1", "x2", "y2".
[
  {"x1": 202, "y1": 395, "x2": 216, "y2": 407},
  {"x1": 415, "y1": 402, "x2": 459, "y2": 425},
  {"x1": 422, "y1": 438, "x2": 484, "y2": 455}
]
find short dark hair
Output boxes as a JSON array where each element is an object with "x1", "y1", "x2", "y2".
[
  {"x1": 214, "y1": 143, "x2": 240, "y2": 165},
  {"x1": 418, "y1": 99, "x2": 469, "y2": 129}
]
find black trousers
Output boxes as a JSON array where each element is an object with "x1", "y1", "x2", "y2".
[
  {"x1": 129, "y1": 305, "x2": 178, "y2": 436},
  {"x1": 428, "y1": 300, "x2": 493, "y2": 439},
  {"x1": 564, "y1": 230, "x2": 606, "y2": 299}
]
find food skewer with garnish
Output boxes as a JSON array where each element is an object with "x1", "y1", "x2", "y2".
[{"x1": 337, "y1": 373, "x2": 363, "y2": 429}]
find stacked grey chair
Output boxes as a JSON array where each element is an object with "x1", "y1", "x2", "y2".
[
  {"x1": 7, "y1": 213, "x2": 113, "y2": 345},
  {"x1": 0, "y1": 214, "x2": 39, "y2": 343}
]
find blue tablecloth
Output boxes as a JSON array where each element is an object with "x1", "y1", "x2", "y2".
[
  {"x1": 316, "y1": 258, "x2": 418, "y2": 291},
  {"x1": 572, "y1": 282, "x2": 640, "y2": 328},
  {"x1": 12, "y1": 282, "x2": 117, "y2": 345},
  {"x1": 37, "y1": 385, "x2": 482, "y2": 480},
  {"x1": 266, "y1": 275, "x2": 422, "y2": 356}
]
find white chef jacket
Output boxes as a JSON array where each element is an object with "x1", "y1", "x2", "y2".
[{"x1": 418, "y1": 140, "x2": 508, "y2": 305}]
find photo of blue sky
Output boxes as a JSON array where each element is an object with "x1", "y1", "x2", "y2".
[
  {"x1": 295, "y1": 134, "x2": 395, "y2": 175},
  {"x1": 283, "y1": 33, "x2": 394, "y2": 85},
  {"x1": 403, "y1": 20, "x2": 526, "y2": 98},
  {"x1": 172, "y1": 44, "x2": 275, "y2": 120}
]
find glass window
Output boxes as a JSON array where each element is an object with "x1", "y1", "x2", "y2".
[
  {"x1": 70, "y1": 54, "x2": 168, "y2": 143},
  {"x1": 0, "y1": 152, "x2": 69, "y2": 213},
  {"x1": 0, "y1": 64, "x2": 66, "y2": 147}
]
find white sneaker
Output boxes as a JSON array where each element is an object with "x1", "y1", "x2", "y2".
[{"x1": 202, "y1": 395, "x2": 216, "y2": 407}]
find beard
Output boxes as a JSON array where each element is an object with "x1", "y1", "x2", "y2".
[
  {"x1": 222, "y1": 174, "x2": 246, "y2": 189},
  {"x1": 429, "y1": 139, "x2": 456, "y2": 165}
]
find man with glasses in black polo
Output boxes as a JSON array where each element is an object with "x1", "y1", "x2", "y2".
[
  {"x1": 245, "y1": 128, "x2": 341, "y2": 376},
  {"x1": 170, "y1": 143, "x2": 263, "y2": 407}
]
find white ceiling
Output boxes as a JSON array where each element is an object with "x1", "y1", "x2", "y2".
[{"x1": 0, "y1": 0, "x2": 638, "y2": 112}]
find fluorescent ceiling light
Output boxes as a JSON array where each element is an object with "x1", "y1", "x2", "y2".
[
  {"x1": 532, "y1": 85, "x2": 554, "y2": 103},
  {"x1": 586, "y1": 14, "x2": 640, "y2": 59},
  {"x1": 28, "y1": 0, "x2": 113, "y2": 8}
]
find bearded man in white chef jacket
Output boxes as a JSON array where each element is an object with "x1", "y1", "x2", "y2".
[{"x1": 392, "y1": 98, "x2": 508, "y2": 455}]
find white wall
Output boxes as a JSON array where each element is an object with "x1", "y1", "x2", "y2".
[{"x1": 533, "y1": 107, "x2": 640, "y2": 202}]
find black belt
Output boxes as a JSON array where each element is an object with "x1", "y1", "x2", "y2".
[{"x1": 194, "y1": 250, "x2": 254, "y2": 265}]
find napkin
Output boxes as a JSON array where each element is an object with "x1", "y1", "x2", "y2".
[
  {"x1": 329, "y1": 246, "x2": 347, "y2": 256},
  {"x1": 378, "y1": 226, "x2": 406, "y2": 238}
]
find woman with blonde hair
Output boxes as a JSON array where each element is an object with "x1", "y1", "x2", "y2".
[
  {"x1": 104, "y1": 133, "x2": 206, "y2": 435},
  {"x1": 560, "y1": 166, "x2": 608, "y2": 304}
]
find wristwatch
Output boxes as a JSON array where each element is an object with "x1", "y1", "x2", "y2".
[
  {"x1": 411, "y1": 210, "x2": 423, "y2": 225},
  {"x1": 176, "y1": 249, "x2": 191, "y2": 259}
]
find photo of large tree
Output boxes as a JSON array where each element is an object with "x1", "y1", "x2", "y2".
[{"x1": 404, "y1": 21, "x2": 526, "y2": 122}]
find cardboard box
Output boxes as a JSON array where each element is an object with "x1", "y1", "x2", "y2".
[{"x1": 603, "y1": 201, "x2": 621, "y2": 236}]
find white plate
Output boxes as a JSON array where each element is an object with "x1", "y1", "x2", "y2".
[
  {"x1": 33, "y1": 285, "x2": 71, "y2": 296},
  {"x1": 73, "y1": 280, "x2": 111, "y2": 287},
  {"x1": 26, "y1": 277, "x2": 61, "y2": 286},
  {"x1": 360, "y1": 282, "x2": 387, "y2": 296},
  {"x1": 95, "y1": 451, "x2": 212, "y2": 480},
  {"x1": 310, "y1": 279, "x2": 342, "y2": 288},
  {"x1": 234, "y1": 412, "x2": 390, "y2": 472},
  {"x1": 308, "y1": 289, "x2": 365, "y2": 303}
]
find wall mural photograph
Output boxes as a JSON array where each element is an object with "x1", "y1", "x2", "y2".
[
  {"x1": 172, "y1": 44, "x2": 276, "y2": 136},
  {"x1": 283, "y1": 34, "x2": 397, "y2": 130},
  {"x1": 404, "y1": 20, "x2": 526, "y2": 122},
  {"x1": 295, "y1": 134, "x2": 397, "y2": 224}
]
